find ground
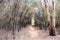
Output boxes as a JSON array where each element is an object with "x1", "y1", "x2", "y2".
[{"x1": 0, "y1": 25, "x2": 60, "y2": 40}]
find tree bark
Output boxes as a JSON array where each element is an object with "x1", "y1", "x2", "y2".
[
  {"x1": 31, "y1": 14, "x2": 35, "y2": 26},
  {"x1": 50, "y1": 0, "x2": 56, "y2": 36},
  {"x1": 44, "y1": 0, "x2": 56, "y2": 36},
  {"x1": 44, "y1": 0, "x2": 51, "y2": 23}
]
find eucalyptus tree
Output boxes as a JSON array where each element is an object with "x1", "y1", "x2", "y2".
[
  {"x1": 51, "y1": 0, "x2": 56, "y2": 36},
  {"x1": 44, "y1": 0, "x2": 56, "y2": 36},
  {"x1": 44, "y1": 0, "x2": 51, "y2": 33}
]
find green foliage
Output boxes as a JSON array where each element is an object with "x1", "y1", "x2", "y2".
[{"x1": 0, "y1": 0, "x2": 60, "y2": 32}]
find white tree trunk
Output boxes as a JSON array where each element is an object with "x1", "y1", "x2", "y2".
[
  {"x1": 52, "y1": 0, "x2": 56, "y2": 28},
  {"x1": 51, "y1": 0, "x2": 56, "y2": 36},
  {"x1": 31, "y1": 14, "x2": 35, "y2": 26},
  {"x1": 44, "y1": 0, "x2": 56, "y2": 36},
  {"x1": 44, "y1": 0, "x2": 50, "y2": 22}
]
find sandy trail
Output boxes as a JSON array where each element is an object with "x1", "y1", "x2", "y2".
[{"x1": 0, "y1": 25, "x2": 60, "y2": 40}]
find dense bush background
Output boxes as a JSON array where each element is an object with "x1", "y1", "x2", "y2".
[{"x1": 0, "y1": 0, "x2": 60, "y2": 34}]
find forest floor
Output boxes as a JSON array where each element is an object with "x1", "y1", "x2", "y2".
[{"x1": 0, "y1": 25, "x2": 60, "y2": 40}]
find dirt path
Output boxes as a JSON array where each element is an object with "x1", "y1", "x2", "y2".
[{"x1": 0, "y1": 25, "x2": 60, "y2": 40}]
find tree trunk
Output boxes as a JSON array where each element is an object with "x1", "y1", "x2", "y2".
[
  {"x1": 44, "y1": 0, "x2": 51, "y2": 23},
  {"x1": 44, "y1": 0, "x2": 56, "y2": 36},
  {"x1": 50, "y1": 0, "x2": 56, "y2": 36},
  {"x1": 31, "y1": 14, "x2": 35, "y2": 26}
]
